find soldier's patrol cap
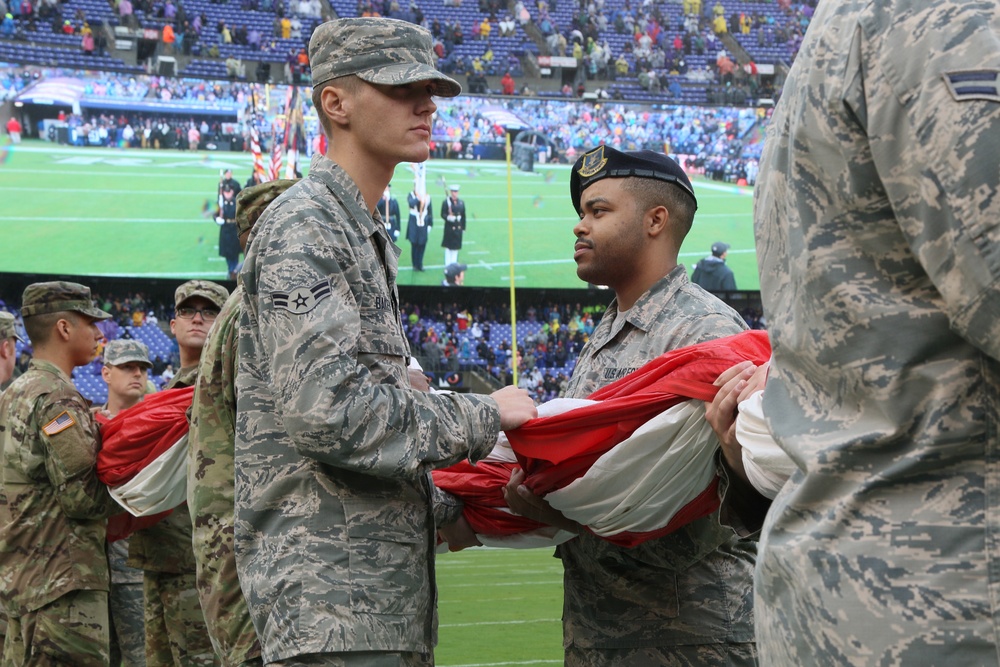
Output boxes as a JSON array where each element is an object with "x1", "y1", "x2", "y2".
[
  {"x1": 104, "y1": 339, "x2": 152, "y2": 368},
  {"x1": 20, "y1": 281, "x2": 112, "y2": 321},
  {"x1": 570, "y1": 145, "x2": 697, "y2": 215},
  {"x1": 308, "y1": 17, "x2": 462, "y2": 97},
  {"x1": 236, "y1": 179, "x2": 299, "y2": 237},
  {"x1": 174, "y1": 280, "x2": 229, "y2": 310},
  {"x1": 0, "y1": 311, "x2": 23, "y2": 343}
]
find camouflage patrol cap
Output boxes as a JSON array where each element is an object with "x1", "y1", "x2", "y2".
[
  {"x1": 309, "y1": 17, "x2": 462, "y2": 97},
  {"x1": 174, "y1": 280, "x2": 229, "y2": 310},
  {"x1": 104, "y1": 339, "x2": 152, "y2": 368},
  {"x1": 20, "y1": 281, "x2": 111, "y2": 320},
  {"x1": 0, "y1": 311, "x2": 23, "y2": 343},
  {"x1": 570, "y1": 145, "x2": 697, "y2": 215},
  {"x1": 236, "y1": 179, "x2": 299, "y2": 237}
]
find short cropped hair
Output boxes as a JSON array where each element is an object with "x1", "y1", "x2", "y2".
[
  {"x1": 312, "y1": 74, "x2": 362, "y2": 139},
  {"x1": 621, "y1": 177, "x2": 696, "y2": 243},
  {"x1": 23, "y1": 311, "x2": 77, "y2": 346}
]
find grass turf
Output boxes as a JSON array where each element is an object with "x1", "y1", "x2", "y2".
[{"x1": 0, "y1": 140, "x2": 758, "y2": 290}]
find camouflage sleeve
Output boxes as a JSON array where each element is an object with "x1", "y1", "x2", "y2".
[
  {"x1": 431, "y1": 483, "x2": 465, "y2": 528},
  {"x1": 252, "y1": 210, "x2": 500, "y2": 480},
  {"x1": 39, "y1": 395, "x2": 116, "y2": 520},
  {"x1": 864, "y1": 3, "x2": 1000, "y2": 358}
]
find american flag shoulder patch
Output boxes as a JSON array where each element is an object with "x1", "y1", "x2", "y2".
[
  {"x1": 42, "y1": 411, "x2": 77, "y2": 436},
  {"x1": 271, "y1": 278, "x2": 333, "y2": 315},
  {"x1": 943, "y1": 70, "x2": 1000, "y2": 103}
]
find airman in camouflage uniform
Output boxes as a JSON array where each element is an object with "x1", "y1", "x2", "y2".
[
  {"x1": 0, "y1": 282, "x2": 117, "y2": 666},
  {"x1": 753, "y1": 1, "x2": 1000, "y2": 664},
  {"x1": 0, "y1": 310, "x2": 23, "y2": 657},
  {"x1": 189, "y1": 180, "x2": 296, "y2": 667},
  {"x1": 235, "y1": 17, "x2": 536, "y2": 665},
  {"x1": 129, "y1": 280, "x2": 228, "y2": 667},
  {"x1": 508, "y1": 147, "x2": 757, "y2": 666},
  {"x1": 97, "y1": 339, "x2": 154, "y2": 667}
]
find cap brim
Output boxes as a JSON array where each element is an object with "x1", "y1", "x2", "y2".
[
  {"x1": 110, "y1": 357, "x2": 153, "y2": 368},
  {"x1": 81, "y1": 307, "x2": 112, "y2": 321},
  {"x1": 357, "y1": 63, "x2": 462, "y2": 97},
  {"x1": 178, "y1": 292, "x2": 227, "y2": 310}
]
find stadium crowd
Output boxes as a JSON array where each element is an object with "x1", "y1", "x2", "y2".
[{"x1": 0, "y1": 291, "x2": 764, "y2": 400}]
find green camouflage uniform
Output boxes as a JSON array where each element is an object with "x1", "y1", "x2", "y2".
[
  {"x1": 557, "y1": 267, "x2": 757, "y2": 666},
  {"x1": 0, "y1": 282, "x2": 115, "y2": 667},
  {"x1": 0, "y1": 358, "x2": 117, "y2": 666},
  {"x1": 189, "y1": 289, "x2": 261, "y2": 667},
  {"x1": 0, "y1": 310, "x2": 16, "y2": 657},
  {"x1": 188, "y1": 180, "x2": 295, "y2": 667},
  {"x1": 754, "y1": 0, "x2": 1000, "y2": 664},
  {"x1": 129, "y1": 365, "x2": 218, "y2": 667},
  {"x1": 236, "y1": 152, "x2": 500, "y2": 664}
]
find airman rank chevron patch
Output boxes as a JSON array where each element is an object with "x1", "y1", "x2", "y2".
[
  {"x1": 943, "y1": 70, "x2": 1000, "y2": 103},
  {"x1": 272, "y1": 278, "x2": 333, "y2": 315}
]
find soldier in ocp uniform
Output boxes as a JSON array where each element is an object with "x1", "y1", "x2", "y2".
[
  {"x1": 0, "y1": 281, "x2": 118, "y2": 666},
  {"x1": 97, "y1": 339, "x2": 155, "y2": 667},
  {"x1": 505, "y1": 146, "x2": 758, "y2": 666},
  {"x1": 236, "y1": 17, "x2": 536, "y2": 666},
  {"x1": 189, "y1": 179, "x2": 297, "y2": 667},
  {"x1": 0, "y1": 311, "x2": 20, "y2": 388},
  {"x1": 128, "y1": 280, "x2": 229, "y2": 667},
  {"x1": 749, "y1": 0, "x2": 1000, "y2": 663},
  {"x1": 0, "y1": 310, "x2": 24, "y2": 656}
]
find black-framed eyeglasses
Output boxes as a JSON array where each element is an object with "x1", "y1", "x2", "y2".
[{"x1": 175, "y1": 307, "x2": 220, "y2": 321}]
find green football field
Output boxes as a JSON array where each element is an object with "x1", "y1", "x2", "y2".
[
  {"x1": 436, "y1": 547, "x2": 564, "y2": 666},
  {"x1": 0, "y1": 140, "x2": 759, "y2": 290}
]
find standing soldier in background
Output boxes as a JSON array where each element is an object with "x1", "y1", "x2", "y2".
[
  {"x1": 0, "y1": 282, "x2": 117, "y2": 665},
  {"x1": 189, "y1": 180, "x2": 297, "y2": 667},
  {"x1": 407, "y1": 185, "x2": 433, "y2": 271},
  {"x1": 0, "y1": 310, "x2": 24, "y2": 656},
  {"x1": 129, "y1": 280, "x2": 229, "y2": 667},
  {"x1": 236, "y1": 17, "x2": 536, "y2": 665},
  {"x1": 218, "y1": 175, "x2": 242, "y2": 281},
  {"x1": 96, "y1": 339, "x2": 155, "y2": 667},
  {"x1": 380, "y1": 183, "x2": 402, "y2": 242},
  {"x1": 0, "y1": 311, "x2": 20, "y2": 388},
  {"x1": 440, "y1": 183, "x2": 466, "y2": 267}
]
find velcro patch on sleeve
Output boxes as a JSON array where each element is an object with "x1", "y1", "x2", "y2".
[{"x1": 42, "y1": 411, "x2": 77, "y2": 436}]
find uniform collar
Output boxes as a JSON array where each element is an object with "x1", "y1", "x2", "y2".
[
  {"x1": 307, "y1": 153, "x2": 383, "y2": 239},
  {"x1": 605, "y1": 265, "x2": 690, "y2": 335},
  {"x1": 28, "y1": 358, "x2": 72, "y2": 382}
]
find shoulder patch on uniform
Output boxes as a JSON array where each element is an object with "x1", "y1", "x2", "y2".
[
  {"x1": 943, "y1": 70, "x2": 1000, "y2": 103},
  {"x1": 42, "y1": 411, "x2": 77, "y2": 436},
  {"x1": 271, "y1": 278, "x2": 333, "y2": 315}
]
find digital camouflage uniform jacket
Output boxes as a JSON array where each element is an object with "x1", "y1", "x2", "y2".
[
  {"x1": 0, "y1": 359, "x2": 116, "y2": 616},
  {"x1": 236, "y1": 154, "x2": 502, "y2": 662},
  {"x1": 754, "y1": 0, "x2": 1000, "y2": 664},
  {"x1": 189, "y1": 286, "x2": 261, "y2": 666},
  {"x1": 556, "y1": 267, "x2": 757, "y2": 652}
]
